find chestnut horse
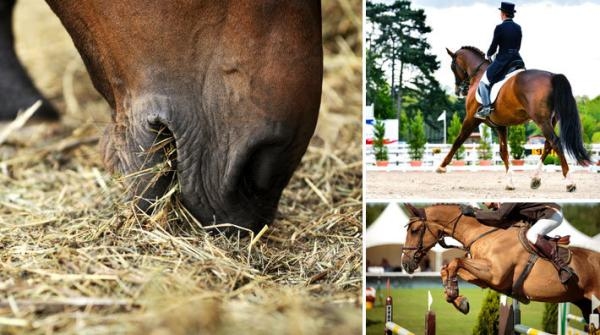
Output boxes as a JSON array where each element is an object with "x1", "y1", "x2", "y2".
[
  {"x1": 437, "y1": 46, "x2": 591, "y2": 192},
  {"x1": 401, "y1": 204, "x2": 600, "y2": 321}
]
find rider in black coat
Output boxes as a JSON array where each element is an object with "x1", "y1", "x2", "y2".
[{"x1": 476, "y1": 2, "x2": 525, "y2": 119}]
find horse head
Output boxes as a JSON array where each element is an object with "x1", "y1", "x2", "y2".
[
  {"x1": 402, "y1": 204, "x2": 438, "y2": 273},
  {"x1": 446, "y1": 48, "x2": 469, "y2": 97},
  {"x1": 402, "y1": 204, "x2": 464, "y2": 273},
  {"x1": 446, "y1": 47, "x2": 488, "y2": 97}
]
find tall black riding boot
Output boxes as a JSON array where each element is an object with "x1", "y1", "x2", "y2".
[
  {"x1": 533, "y1": 235, "x2": 574, "y2": 284},
  {"x1": 475, "y1": 81, "x2": 493, "y2": 120}
]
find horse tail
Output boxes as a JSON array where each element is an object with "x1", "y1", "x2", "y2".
[{"x1": 551, "y1": 74, "x2": 591, "y2": 166}]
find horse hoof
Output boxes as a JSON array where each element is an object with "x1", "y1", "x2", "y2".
[
  {"x1": 566, "y1": 184, "x2": 576, "y2": 192},
  {"x1": 530, "y1": 178, "x2": 541, "y2": 189},
  {"x1": 436, "y1": 166, "x2": 447, "y2": 173},
  {"x1": 452, "y1": 296, "x2": 470, "y2": 315}
]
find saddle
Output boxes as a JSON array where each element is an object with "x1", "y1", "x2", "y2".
[
  {"x1": 475, "y1": 60, "x2": 526, "y2": 105},
  {"x1": 510, "y1": 225, "x2": 572, "y2": 303}
]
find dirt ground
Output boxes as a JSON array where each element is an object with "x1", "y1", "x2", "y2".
[{"x1": 366, "y1": 170, "x2": 600, "y2": 200}]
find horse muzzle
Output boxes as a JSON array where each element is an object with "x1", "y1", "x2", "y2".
[{"x1": 401, "y1": 253, "x2": 419, "y2": 274}]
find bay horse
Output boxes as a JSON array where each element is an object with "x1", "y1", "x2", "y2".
[
  {"x1": 437, "y1": 46, "x2": 591, "y2": 192},
  {"x1": 401, "y1": 203, "x2": 600, "y2": 321}
]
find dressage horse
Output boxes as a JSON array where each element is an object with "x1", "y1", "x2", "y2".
[
  {"x1": 402, "y1": 204, "x2": 600, "y2": 321},
  {"x1": 437, "y1": 46, "x2": 591, "y2": 192}
]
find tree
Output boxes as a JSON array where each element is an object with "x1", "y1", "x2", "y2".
[
  {"x1": 542, "y1": 303, "x2": 558, "y2": 334},
  {"x1": 366, "y1": 49, "x2": 395, "y2": 119},
  {"x1": 577, "y1": 95, "x2": 600, "y2": 143},
  {"x1": 448, "y1": 112, "x2": 465, "y2": 160},
  {"x1": 366, "y1": 0, "x2": 443, "y2": 122},
  {"x1": 562, "y1": 203, "x2": 600, "y2": 237},
  {"x1": 373, "y1": 119, "x2": 388, "y2": 162},
  {"x1": 478, "y1": 125, "x2": 493, "y2": 161},
  {"x1": 472, "y1": 290, "x2": 500, "y2": 335},
  {"x1": 404, "y1": 74, "x2": 454, "y2": 136},
  {"x1": 408, "y1": 111, "x2": 426, "y2": 160},
  {"x1": 399, "y1": 110, "x2": 410, "y2": 142},
  {"x1": 508, "y1": 124, "x2": 526, "y2": 160}
]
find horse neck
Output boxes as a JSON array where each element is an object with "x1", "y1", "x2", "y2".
[
  {"x1": 429, "y1": 207, "x2": 491, "y2": 245},
  {"x1": 447, "y1": 216, "x2": 492, "y2": 246},
  {"x1": 462, "y1": 53, "x2": 488, "y2": 80}
]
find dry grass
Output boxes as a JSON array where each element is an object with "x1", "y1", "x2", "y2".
[{"x1": 1, "y1": 0, "x2": 362, "y2": 334}]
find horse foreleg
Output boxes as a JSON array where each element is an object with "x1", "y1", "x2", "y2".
[
  {"x1": 437, "y1": 117, "x2": 481, "y2": 173},
  {"x1": 531, "y1": 140, "x2": 552, "y2": 189},
  {"x1": 444, "y1": 258, "x2": 494, "y2": 314},
  {"x1": 496, "y1": 126, "x2": 514, "y2": 190}
]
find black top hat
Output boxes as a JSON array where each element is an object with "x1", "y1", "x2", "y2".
[{"x1": 499, "y1": 2, "x2": 516, "y2": 14}]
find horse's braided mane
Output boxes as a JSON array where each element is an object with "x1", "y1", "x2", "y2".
[{"x1": 459, "y1": 46, "x2": 486, "y2": 59}]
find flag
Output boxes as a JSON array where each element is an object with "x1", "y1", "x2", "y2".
[
  {"x1": 437, "y1": 110, "x2": 446, "y2": 121},
  {"x1": 427, "y1": 290, "x2": 433, "y2": 311}
]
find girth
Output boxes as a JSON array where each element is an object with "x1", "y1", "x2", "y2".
[{"x1": 509, "y1": 226, "x2": 572, "y2": 303}]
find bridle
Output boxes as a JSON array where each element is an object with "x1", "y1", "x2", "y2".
[
  {"x1": 451, "y1": 56, "x2": 487, "y2": 95},
  {"x1": 402, "y1": 211, "x2": 463, "y2": 261}
]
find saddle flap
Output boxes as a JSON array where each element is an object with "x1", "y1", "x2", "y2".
[{"x1": 518, "y1": 227, "x2": 572, "y2": 264}]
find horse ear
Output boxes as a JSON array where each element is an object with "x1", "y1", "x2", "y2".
[
  {"x1": 404, "y1": 203, "x2": 420, "y2": 217},
  {"x1": 446, "y1": 48, "x2": 454, "y2": 57}
]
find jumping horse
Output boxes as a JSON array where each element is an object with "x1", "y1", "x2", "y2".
[
  {"x1": 401, "y1": 204, "x2": 600, "y2": 321},
  {"x1": 438, "y1": 46, "x2": 591, "y2": 192}
]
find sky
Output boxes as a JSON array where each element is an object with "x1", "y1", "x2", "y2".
[{"x1": 372, "y1": 1, "x2": 600, "y2": 98}]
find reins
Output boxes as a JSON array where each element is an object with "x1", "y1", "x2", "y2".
[
  {"x1": 451, "y1": 55, "x2": 488, "y2": 93},
  {"x1": 403, "y1": 208, "x2": 501, "y2": 257}
]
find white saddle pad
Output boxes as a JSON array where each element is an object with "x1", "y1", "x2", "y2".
[{"x1": 476, "y1": 69, "x2": 525, "y2": 104}]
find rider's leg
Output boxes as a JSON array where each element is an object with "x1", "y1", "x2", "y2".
[
  {"x1": 475, "y1": 73, "x2": 493, "y2": 119},
  {"x1": 527, "y1": 210, "x2": 574, "y2": 283}
]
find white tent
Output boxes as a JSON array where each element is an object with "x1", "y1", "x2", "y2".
[{"x1": 365, "y1": 203, "x2": 409, "y2": 249}]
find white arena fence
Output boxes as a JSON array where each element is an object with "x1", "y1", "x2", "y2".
[{"x1": 366, "y1": 142, "x2": 600, "y2": 172}]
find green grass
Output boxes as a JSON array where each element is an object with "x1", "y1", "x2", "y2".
[{"x1": 366, "y1": 288, "x2": 548, "y2": 335}]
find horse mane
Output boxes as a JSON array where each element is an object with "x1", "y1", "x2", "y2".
[
  {"x1": 459, "y1": 46, "x2": 486, "y2": 60},
  {"x1": 431, "y1": 203, "x2": 464, "y2": 208}
]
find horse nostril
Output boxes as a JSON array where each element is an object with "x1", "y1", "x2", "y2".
[{"x1": 241, "y1": 144, "x2": 287, "y2": 194}]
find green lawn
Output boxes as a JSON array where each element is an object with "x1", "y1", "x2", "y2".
[{"x1": 366, "y1": 288, "x2": 548, "y2": 335}]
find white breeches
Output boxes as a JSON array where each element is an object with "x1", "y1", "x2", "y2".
[{"x1": 526, "y1": 210, "x2": 563, "y2": 243}]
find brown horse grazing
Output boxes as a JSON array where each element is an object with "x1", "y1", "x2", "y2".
[
  {"x1": 1, "y1": 1, "x2": 323, "y2": 233},
  {"x1": 401, "y1": 204, "x2": 600, "y2": 321},
  {"x1": 437, "y1": 46, "x2": 591, "y2": 192}
]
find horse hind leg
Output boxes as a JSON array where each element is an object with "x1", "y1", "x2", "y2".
[
  {"x1": 573, "y1": 299, "x2": 591, "y2": 324},
  {"x1": 531, "y1": 140, "x2": 552, "y2": 189},
  {"x1": 539, "y1": 121, "x2": 576, "y2": 192}
]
